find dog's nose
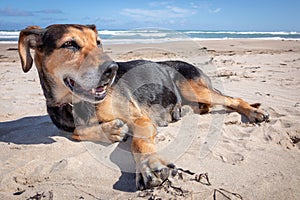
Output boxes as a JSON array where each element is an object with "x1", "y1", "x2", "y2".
[{"x1": 102, "y1": 62, "x2": 118, "y2": 78}]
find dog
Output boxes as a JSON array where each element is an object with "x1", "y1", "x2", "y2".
[{"x1": 18, "y1": 24, "x2": 269, "y2": 190}]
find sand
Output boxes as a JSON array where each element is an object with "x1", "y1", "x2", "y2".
[{"x1": 0, "y1": 39, "x2": 299, "y2": 199}]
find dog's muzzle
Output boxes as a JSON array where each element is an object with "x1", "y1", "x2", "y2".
[{"x1": 63, "y1": 62, "x2": 118, "y2": 103}]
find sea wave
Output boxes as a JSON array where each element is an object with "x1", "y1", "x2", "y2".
[
  {"x1": 0, "y1": 31, "x2": 20, "y2": 35},
  {"x1": 1, "y1": 29, "x2": 300, "y2": 44},
  {"x1": 184, "y1": 31, "x2": 300, "y2": 35},
  {"x1": 0, "y1": 36, "x2": 19, "y2": 39},
  {"x1": 102, "y1": 37, "x2": 300, "y2": 45},
  {"x1": 101, "y1": 37, "x2": 191, "y2": 45}
]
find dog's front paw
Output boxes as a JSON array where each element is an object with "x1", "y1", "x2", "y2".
[
  {"x1": 101, "y1": 119, "x2": 129, "y2": 142},
  {"x1": 135, "y1": 153, "x2": 177, "y2": 190},
  {"x1": 72, "y1": 119, "x2": 129, "y2": 142}
]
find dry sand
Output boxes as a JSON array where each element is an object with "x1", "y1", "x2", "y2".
[{"x1": 0, "y1": 39, "x2": 299, "y2": 199}]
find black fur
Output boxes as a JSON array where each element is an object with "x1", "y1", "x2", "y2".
[
  {"x1": 48, "y1": 60, "x2": 210, "y2": 131},
  {"x1": 42, "y1": 24, "x2": 94, "y2": 56},
  {"x1": 47, "y1": 104, "x2": 75, "y2": 132}
]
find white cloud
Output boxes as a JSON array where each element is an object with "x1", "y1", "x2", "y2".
[
  {"x1": 166, "y1": 6, "x2": 197, "y2": 16},
  {"x1": 35, "y1": 9, "x2": 63, "y2": 14},
  {"x1": 209, "y1": 8, "x2": 221, "y2": 13},
  {"x1": 190, "y1": 2, "x2": 200, "y2": 9},
  {"x1": 0, "y1": 7, "x2": 33, "y2": 16},
  {"x1": 190, "y1": 2, "x2": 221, "y2": 14},
  {"x1": 121, "y1": 6, "x2": 196, "y2": 21},
  {"x1": 148, "y1": 1, "x2": 171, "y2": 7},
  {"x1": 121, "y1": 8, "x2": 161, "y2": 19}
]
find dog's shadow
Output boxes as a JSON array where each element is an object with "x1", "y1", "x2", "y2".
[
  {"x1": 0, "y1": 115, "x2": 68, "y2": 144},
  {"x1": 110, "y1": 137, "x2": 137, "y2": 192},
  {"x1": 0, "y1": 115, "x2": 137, "y2": 192}
]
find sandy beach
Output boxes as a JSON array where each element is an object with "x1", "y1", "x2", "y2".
[{"x1": 0, "y1": 39, "x2": 299, "y2": 199}]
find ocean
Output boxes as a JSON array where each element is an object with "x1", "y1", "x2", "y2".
[{"x1": 1, "y1": 29, "x2": 300, "y2": 44}]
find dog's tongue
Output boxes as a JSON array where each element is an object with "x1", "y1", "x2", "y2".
[
  {"x1": 95, "y1": 86, "x2": 104, "y2": 93},
  {"x1": 91, "y1": 86, "x2": 105, "y2": 94}
]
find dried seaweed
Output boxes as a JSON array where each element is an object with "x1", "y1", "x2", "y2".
[{"x1": 137, "y1": 167, "x2": 243, "y2": 200}]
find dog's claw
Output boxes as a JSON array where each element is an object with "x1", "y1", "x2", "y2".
[
  {"x1": 136, "y1": 154, "x2": 176, "y2": 190},
  {"x1": 171, "y1": 104, "x2": 182, "y2": 122},
  {"x1": 249, "y1": 109, "x2": 270, "y2": 123},
  {"x1": 263, "y1": 112, "x2": 270, "y2": 122}
]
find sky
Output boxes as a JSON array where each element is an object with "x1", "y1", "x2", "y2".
[{"x1": 0, "y1": 0, "x2": 299, "y2": 31}]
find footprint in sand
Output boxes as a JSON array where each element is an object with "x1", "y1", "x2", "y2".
[
  {"x1": 219, "y1": 152, "x2": 245, "y2": 165},
  {"x1": 213, "y1": 146, "x2": 245, "y2": 165}
]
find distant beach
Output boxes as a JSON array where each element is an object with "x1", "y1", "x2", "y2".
[{"x1": 1, "y1": 29, "x2": 300, "y2": 44}]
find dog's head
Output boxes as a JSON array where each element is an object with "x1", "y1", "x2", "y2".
[{"x1": 18, "y1": 24, "x2": 118, "y2": 105}]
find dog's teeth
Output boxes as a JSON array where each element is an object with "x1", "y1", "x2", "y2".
[
  {"x1": 95, "y1": 90, "x2": 106, "y2": 96},
  {"x1": 91, "y1": 88, "x2": 96, "y2": 94}
]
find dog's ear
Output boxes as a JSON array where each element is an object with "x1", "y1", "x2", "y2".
[
  {"x1": 18, "y1": 26, "x2": 45, "y2": 73},
  {"x1": 86, "y1": 24, "x2": 97, "y2": 33}
]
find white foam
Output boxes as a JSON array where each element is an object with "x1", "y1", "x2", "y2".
[
  {"x1": 0, "y1": 41, "x2": 18, "y2": 44},
  {"x1": 1, "y1": 29, "x2": 299, "y2": 45},
  {"x1": 185, "y1": 31, "x2": 300, "y2": 35}
]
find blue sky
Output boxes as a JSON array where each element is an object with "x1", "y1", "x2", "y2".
[{"x1": 0, "y1": 0, "x2": 299, "y2": 31}]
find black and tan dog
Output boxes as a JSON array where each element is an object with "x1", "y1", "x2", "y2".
[{"x1": 18, "y1": 24, "x2": 269, "y2": 190}]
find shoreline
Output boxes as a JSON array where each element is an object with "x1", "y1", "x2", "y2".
[
  {"x1": 1, "y1": 37, "x2": 300, "y2": 46},
  {"x1": 0, "y1": 39, "x2": 299, "y2": 199},
  {"x1": 1, "y1": 29, "x2": 300, "y2": 45}
]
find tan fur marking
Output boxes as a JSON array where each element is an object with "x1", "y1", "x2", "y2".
[
  {"x1": 179, "y1": 79, "x2": 261, "y2": 120},
  {"x1": 94, "y1": 92, "x2": 157, "y2": 155}
]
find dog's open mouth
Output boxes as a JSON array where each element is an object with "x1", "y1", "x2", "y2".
[{"x1": 63, "y1": 77, "x2": 109, "y2": 102}]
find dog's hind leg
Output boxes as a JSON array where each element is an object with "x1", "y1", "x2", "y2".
[{"x1": 179, "y1": 79, "x2": 269, "y2": 123}]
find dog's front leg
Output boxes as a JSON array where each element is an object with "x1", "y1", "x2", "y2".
[
  {"x1": 131, "y1": 116, "x2": 176, "y2": 190},
  {"x1": 72, "y1": 119, "x2": 129, "y2": 143}
]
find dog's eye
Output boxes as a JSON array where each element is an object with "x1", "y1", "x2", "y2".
[
  {"x1": 97, "y1": 40, "x2": 102, "y2": 48},
  {"x1": 61, "y1": 40, "x2": 80, "y2": 51}
]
